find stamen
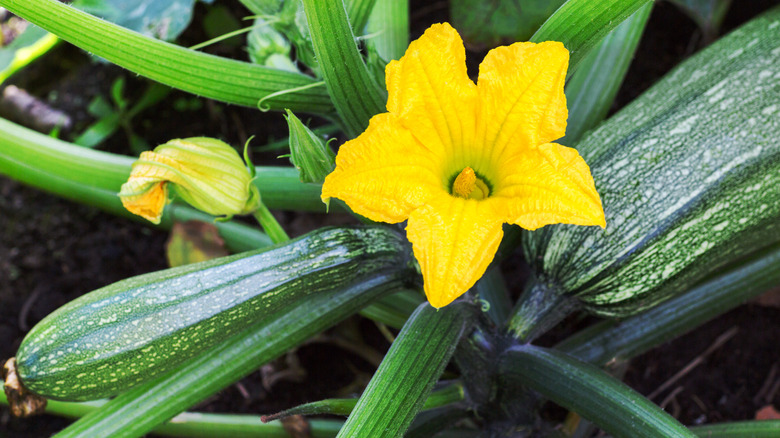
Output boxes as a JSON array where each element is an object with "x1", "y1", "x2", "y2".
[{"x1": 452, "y1": 167, "x2": 477, "y2": 198}]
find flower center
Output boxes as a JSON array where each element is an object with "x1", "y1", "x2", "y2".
[{"x1": 451, "y1": 167, "x2": 489, "y2": 200}]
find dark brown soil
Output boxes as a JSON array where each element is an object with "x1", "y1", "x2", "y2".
[{"x1": 1, "y1": 1, "x2": 779, "y2": 437}]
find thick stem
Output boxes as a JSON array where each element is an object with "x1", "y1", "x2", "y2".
[
  {"x1": 507, "y1": 277, "x2": 578, "y2": 342},
  {"x1": 251, "y1": 204, "x2": 289, "y2": 244}
]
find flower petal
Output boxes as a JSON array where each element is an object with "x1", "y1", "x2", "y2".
[
  {"x1": 119, "y1": 179, "x2": 168, "y2": 224},
  {"x1": 386, "y1": 23, "x2": 477, "y2": 165},
  {"x1": 475, "y1": 41, "x2": 568, "y2": 170},
  {"x1": 322, "y1": 113, "x2": 444, "y2": 223},
  {"x1": 407, "y1": 196, "x2": 504, "y2": 308},
  {"x1": 491, "y1": 143, "x2": 606, "y2": 230}
]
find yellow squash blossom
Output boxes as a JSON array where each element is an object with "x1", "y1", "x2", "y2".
[
  {"x1": 322, "y1": 23, "x2": 606, "y2": 308},
  {"x1": 119, "y1": 137, "x2": 260, "y2": 224}
]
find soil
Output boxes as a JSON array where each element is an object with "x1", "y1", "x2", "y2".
[{"x1": 1, "y1": 1, "x2": 779, "y2": 437}]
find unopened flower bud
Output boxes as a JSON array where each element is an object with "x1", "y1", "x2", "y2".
[
  {"x1": 248, "y1": 18, "x2": 298, "y2": 72},
  {"x1": 285, "y1": 110, "x2": 335, "y2": 184},
  {"x1": 119, "y1": 137, "x2": 260, "y2": 224}
]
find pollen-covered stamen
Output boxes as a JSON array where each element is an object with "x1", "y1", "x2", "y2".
[{"x1": 452, "y1": 167, "x2": 489, "y2": 200}]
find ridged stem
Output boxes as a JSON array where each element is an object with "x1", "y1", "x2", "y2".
[
  {"x1": 507, "y1": 278, "x2": 578, "y2": 342},
  {"x1": 302, "y1": 0, "x2": 386, "y2": 137},
  {"x1": 0, "y1": 0, "x2": 334, "y2": 113},
  {"x1": 336, "y1": 302, "x2": 474, "y2": 438},
  {"x1": 500, "y1": 345, "x2": 696, "y2": 438},
  {"x1": 345, "y1": 0, "x2": 378, "y2": 33}
]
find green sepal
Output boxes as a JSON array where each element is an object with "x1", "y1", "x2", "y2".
[{"x1": 285, "y1": 109, "x2": 336, "y2": 184}]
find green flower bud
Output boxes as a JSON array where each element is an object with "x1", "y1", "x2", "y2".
[{"x1": 285, "y1": 110, "x2": 336, "y2": 184}]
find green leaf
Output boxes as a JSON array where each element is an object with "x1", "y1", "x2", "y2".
[
  {"x1": 0, "y1": 0, "x2": 334, "y2": 114},
  {"x1": 557, "y1": 243, "x2": 780, "y2": 365},
  {"x1": 500, "y1": 345, "x2": 696, "y2": 438},
  {"x1": 450, "y1": 0, "x2": 566, "y2": 46},
  {"x1": 0, "y1": 24, "x2": 58, "y2": 83},
  {"x1": 337, "y1": 302, "x2": 474, "y2": 438},
  {"x1": 562, "y1": 2, "x2": 653, "y2": 144},
  {"x1": 71, "y1": 0, "x2": 200, "y2": 41},
  {"x1": 302, "y1": 0, "x2": 387, "y2": 137},
  {"x1": 52, "y1": 272, "x2": 408, "y2": 438},
  {"x1": 530, "y1": 0, "x2": 652, "y2": 78}
]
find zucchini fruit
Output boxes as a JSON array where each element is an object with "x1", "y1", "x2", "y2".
[
  {"x1": 523, "y1": 7, "x2": 780, "y2": 316},
  {"x1": 16, "y1": 226, "x2": 413, "y2": 401}
]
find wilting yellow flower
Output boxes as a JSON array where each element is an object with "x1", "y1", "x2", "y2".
[
  {"x1": 322, "y1": 23, "x2": 606, "y2": 308},
  {"x1": 119, "y1": 137, "x2": 260, "y2": 224}
]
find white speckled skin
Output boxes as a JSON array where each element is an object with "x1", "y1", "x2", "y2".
[
  {"x1": 524, "y1": 11, "x2": 780, "y2": 316},
  {"x1": 17, "y1": 226, "x2": 412, "y2": 401}
]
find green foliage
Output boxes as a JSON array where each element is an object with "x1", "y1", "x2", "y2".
[
  {"x1": 450, "y1": 0, "x2": 566, "y2": 46},
  {"x1": 75, "y1": 78, "x2": 170, "y2": 152},
  {"x1": 0, "y1": 0, "x2": 778, "y2": 437},
  {"x1": 71, "y1": 0, "x2": 208, "y2": 41}
]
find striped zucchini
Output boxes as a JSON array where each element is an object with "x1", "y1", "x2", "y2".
[
  {"x1": 16, "y1": 226, "x2": 413, "y2": 401},
  {"x1": 523, "y1": 8, "x2": 780, "y2": 316}
]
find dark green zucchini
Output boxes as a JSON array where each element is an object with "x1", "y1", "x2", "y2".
[
  {"x1": 523, "y1": 7, "x2": 780, "y2": 317},
  {"x1": 16, "y1": 226, "x2": 413, "y2": 401}
]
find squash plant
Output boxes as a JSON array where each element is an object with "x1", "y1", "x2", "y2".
[{"x1": 1, "y1": 0, "x2": 780, "y2": 437}]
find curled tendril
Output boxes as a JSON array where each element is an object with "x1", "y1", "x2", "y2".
[{"x1": 256, "y1": 82, "x2": 325, "y2": 112}]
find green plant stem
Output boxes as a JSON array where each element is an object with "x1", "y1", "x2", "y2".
[
  {"x1": 366, "y1": 0, "x2": 409, "y2": 61},
  {"x1": 500, "y1": 345, "x2": 696, "y2": 438},
  {"x1": 302, "y1": 0, "x2": 386, "y2": 136},
  {"x1": 251, "y1": 203, "x2": 289, "y2": 243},
  {"x1": 0, "y1": 0, "x2": 334, "y2": 114},
  {"x1": 0, "y1": 392, "x2": 342, "y2": 438},
  {"x1": 690, "y1": 421, "x2": 780, "y2": 437},
  {"x1": 557, "y1": 243, "x2": 780, "y2": 365},
  {"x1": 562, "y1": 2, "x2": 653, "y2": 144},
  {"x1": 507, "y1": 278, "x2": 579, "y2": 342},
  {"x1": 345, "y1": 0, "x2": 378, "y2": 33},
  {"x1": 531, "y1": 0, "x2": 652, "y2": 78},
  {"x1": 336, "y1": 302, "x2": 474, "y2": 438},
  {"x1": 0, "y1": 117, "x2": 332, "y2": 214},
  {"x1": 263, "y1": 381, "x2": 464, "y2": 420},
  {"x1": 358, "y1": 289, "x2": 423, "y2": 329},
  {"x1": 53, "y1": 272, "x2": 407, "y2": 438}
]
